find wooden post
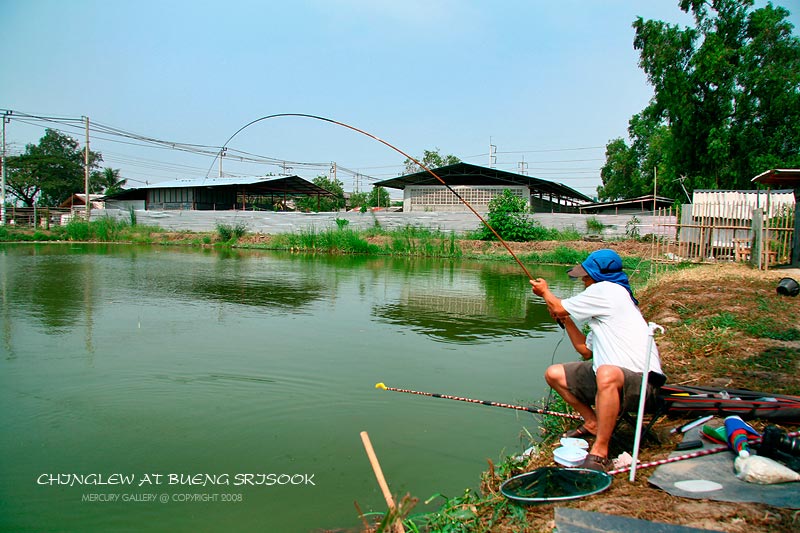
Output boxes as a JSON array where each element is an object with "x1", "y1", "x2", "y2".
[
  {"x1": 752, "y1": 208, "x2": 764, "y2": 269},
  {"x1": 793, "y1": 187, "x2": 800, "y2": 267},
  {"x1": 359, "y1": 431, "x2": 404, "y2": 533}
]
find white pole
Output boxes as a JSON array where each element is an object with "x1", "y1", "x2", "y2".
[
  {"x1": 629, "y1": 322, "x2": 663, "y2": 482},
  {"x1": 84, "y1": 116, "x2": 90, "y2": 220},
  {"x1": 1, "y1": 112, "x2": 8, "y2": 225}
]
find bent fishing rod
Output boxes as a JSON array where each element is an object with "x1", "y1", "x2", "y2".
[
  {"x1": 208, "y1": 113, "x2": 536, "y2": 280},
  {"x1": 375, "y1": 383, "x2": 583, "y2": 420}
]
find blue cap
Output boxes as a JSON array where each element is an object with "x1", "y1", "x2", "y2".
[
  {"x1": 567, "y1": 249, "x2": 638, "y2": 304},
  {"x1": 567, "y1": 249, "x2": 624, "y2": 280}
]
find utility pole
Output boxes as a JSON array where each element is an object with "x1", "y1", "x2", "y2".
[
  {"x1": 330, "y1": 161, "x2": 337, "y2": 184},
  {"x1": 518, "y1": 156, "x2": 528, "y2": 176},
  {"x1": 489, "y1": 138, "x2": 497, "y2": 168},
  {"x1": 1, "y1": 111, "x2": 10, "y2": 226},
  {"x1": 84, "y1": 116, "x2": 90, "y2": 220},
  {"x1": 219, "y1": 148, "x2": 226, "y2": 178}
]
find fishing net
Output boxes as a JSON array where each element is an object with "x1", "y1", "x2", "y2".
[{"x1": 500, "y1": 467, "x2": 612, "y2": 503}]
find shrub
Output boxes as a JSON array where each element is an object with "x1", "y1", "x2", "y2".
[
  {"x1": 586, "y1": 216, "x2": 605, "y2": 233},
  {"x1": 216, "y1": 222, "x2": 247, "y2": 242},
  {"x1": 478, "y1": 189, "x2": 544, "y2": 241},
  {"x1": 93, "y1": 216, "x2": 128, "y2": 241},
  {"x1": 626, "y1": 215, "x2": 641, "y2": 240},
  {"x1": 65, "y1": 219, "x2": 91, "y2": 241}
]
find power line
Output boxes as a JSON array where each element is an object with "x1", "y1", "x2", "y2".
[{"x1": 2, "y1": 108, "x2": 606, "y2": 191}]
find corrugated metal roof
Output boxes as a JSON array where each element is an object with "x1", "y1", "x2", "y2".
[
  {"x1": 752, "y1": 168, "x2": 800, "y2": 186},
  {"x1": 692, "y1": 189, "x2": 795, "y2": 218},
  {"x1": 374, "y1": 162, "x2": 592, "y2": 203},
  {"x1": 136, "y1": 176, "x2": 276, "y2": 189},
  {"x1": 579, "y1": 194, "x2": 674, "y2": 212},
  {"x1": 104, "y1": 175, "x2": 335, "y2": 200}
]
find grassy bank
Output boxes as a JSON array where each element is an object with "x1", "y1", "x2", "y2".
[{"x1": 0, "y1": 218, "x2": 610, "y2": 260}]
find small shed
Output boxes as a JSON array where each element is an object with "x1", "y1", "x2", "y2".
[
  {"x1": 59, "y1": 194, "x2": 105, "y2": 211},
  {"x1": 752, "y1": 169, "x2": 800, "y2": 267}
]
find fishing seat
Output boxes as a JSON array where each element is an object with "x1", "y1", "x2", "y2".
[{"x1": 611, "y1": 372, "x2": 670, "y2": 448}]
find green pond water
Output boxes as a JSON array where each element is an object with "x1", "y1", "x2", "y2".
[{"x1": 0, "y1": 243, "x2": 582, "y2": 532}]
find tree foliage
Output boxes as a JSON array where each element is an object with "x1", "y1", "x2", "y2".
[
  {"x1": 367, "y1": 186, "x2": 390, "y2": 208},
  {"x1": 599, "y1": 0, "x2": 800, "y2": 201},
  {"x1": 294, "y1": 175, "x2": 346, "y2": 212},
  {"x1": 6, "y1": 129, "x2": 103, "y2": 206},
  {"x1": 477, "y1": 189, "x2": 550, "y2": 241},
  {"x1": 403, "y1": 148, "x2": 460, "y2": 175},
  {"x1": 95, "y1": 168, "x2": 127, "y2": 196}
]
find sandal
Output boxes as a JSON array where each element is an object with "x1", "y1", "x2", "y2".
[
  {"x1": 562, "y1": 425, "x2": 595, "y2": 439},
  {"x1": 580, "y1": 453, "x2": 613, "y2": 473}
]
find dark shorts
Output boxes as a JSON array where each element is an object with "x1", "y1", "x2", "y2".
[{"x1": 563, "y1": 360, "x2": 662, "y2": 414}]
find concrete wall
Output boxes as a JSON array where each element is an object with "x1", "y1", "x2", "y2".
[{"x1": 97, "y1": 208, "x2": 674, "y2": 239}]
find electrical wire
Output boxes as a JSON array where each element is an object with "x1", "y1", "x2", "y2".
[{"x1": 3, "y1": 108, "x2": 604, "y2": 194}]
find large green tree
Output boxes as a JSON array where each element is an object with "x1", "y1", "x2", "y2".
[
  {"x1": 6, "y1": 129, "x2": 103, "y2": 206},
  {"x1": 367, "y1": 186, "x2": 390, "y2": 208},
  {"x1": 403, "y1": 148, "x2": 460, "y2": 175},
  {"x1": 599, "y1": 0, "x2": 800, "y2": 201},
  {"x1": 294, "y1": 175, "x2": 345, "y2": 212}
]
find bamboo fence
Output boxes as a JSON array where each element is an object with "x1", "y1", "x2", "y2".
[{"x1": 651, "y1": 202, "x2": 795, "y2": 274}]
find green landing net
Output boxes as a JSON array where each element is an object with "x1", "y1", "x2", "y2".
[{"x1": 500, "y1": 467, "x2": 612, "y2": 503}]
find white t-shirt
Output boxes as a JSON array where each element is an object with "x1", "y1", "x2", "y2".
[{"x1": 561, "y1": 281, "x2": 662, "y2": 375}]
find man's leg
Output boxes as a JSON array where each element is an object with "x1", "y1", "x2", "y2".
[
  {"x1": 589, "y1": 364, "x2": 625, "y2": 458},
  {"x1": 544, "y1": 363, "x2": 598, "y2": 434}
]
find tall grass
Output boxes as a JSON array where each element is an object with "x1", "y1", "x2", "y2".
[
  {"x1": 271, "y1": 227, "x2": 381, "y2": 254},
  {"x1": 215, "y1": 222, "x2": 248, "y2": 242},
  {"x1": 387, "y1": 225, "x2": 462, "y2": 257},
  {"x1": 271, "y1": 224, "x2": 463, "y2": 257},
  {"x1": 0, "y1": 225, "x2": 66, "y2": 242},
  {"x1": 519, "y1": 245, "x2": 585, "y2": 266},
  {"x1": 60, "y1": 216, "x2": 163, "y2": 242}
]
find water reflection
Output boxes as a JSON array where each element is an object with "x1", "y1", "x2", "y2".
[
  {"x1": 0, "y1": 243, "x2": 577, "y2": 532},
  {"x1": 2, "y1": 248, "x2": 97, "y2": 333},
  {"x1": 0, "y1": 245, "x2": 572, "y2": 344},
  {"x1": 373, "y1": 263, "x2": 561, "y2": 343}
]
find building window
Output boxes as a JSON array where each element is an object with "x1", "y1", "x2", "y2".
[{"x1": 408, "y1": 186, "x2": 527, "y2": 206}]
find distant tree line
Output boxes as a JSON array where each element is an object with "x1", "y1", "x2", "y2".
[
  {"x1": 599, "y1": 0, "x2": 800, "y2": 201},
  {"x1": 4, "y1": 128, "x2": 126, "y2": 207}
]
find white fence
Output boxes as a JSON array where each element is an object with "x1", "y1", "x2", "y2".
[{"x1": 98, "y1": 208, "x2": 671, "y2": 239}]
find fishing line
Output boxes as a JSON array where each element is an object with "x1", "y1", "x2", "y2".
[
  {"x1": 543, "y1": 327, "x2": 568, "y2": 412},
  {"x1": 208, "y1": 113, "x2": 535, "y2": 280}
]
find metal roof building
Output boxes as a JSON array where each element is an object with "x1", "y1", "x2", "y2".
[
  {"x1": 373, "y1": 162, "x2": 592, "y2": 213},
  {"x1": 752, "y1": 168, "x2": 800, "y2": 267},
  {"x1": 578, "y1": 194, "x2": 675, "y2": 215},
  {"x1": 104, "y1": 175, "x2": 334, "y2": 211}
]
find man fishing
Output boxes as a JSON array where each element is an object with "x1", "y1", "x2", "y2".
[{"x1": 530, "y1": 249, "x2": 665, "y2": 472}]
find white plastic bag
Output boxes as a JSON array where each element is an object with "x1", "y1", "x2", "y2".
[{"x1": 734, "y1": 454, "x2": 800, "y2": 484}]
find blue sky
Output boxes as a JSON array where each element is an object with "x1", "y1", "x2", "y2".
[{"x1": 2, "y1": 0, "x2": 798, "y2": 198}]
